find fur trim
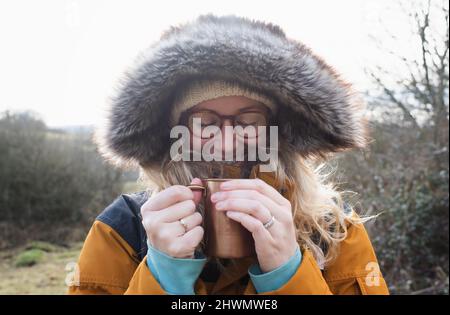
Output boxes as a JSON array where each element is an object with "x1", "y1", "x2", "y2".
[{"x1": 94, "y1": 14, "x2": 368, "y2": 168}]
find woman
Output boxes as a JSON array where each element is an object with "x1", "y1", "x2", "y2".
[{"x1": 68, "y1": 14, "x2": 389, "y2": 295}]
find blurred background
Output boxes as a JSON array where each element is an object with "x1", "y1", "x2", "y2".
[{"x1": 0, "y1": 0, "x2": 448, "y2": 294}]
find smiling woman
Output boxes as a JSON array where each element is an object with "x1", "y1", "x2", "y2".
[{"x1": 68, "y1": 14, "x2": 389, "y2": 295}]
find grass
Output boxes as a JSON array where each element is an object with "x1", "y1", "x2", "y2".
[
  {"x1": 14, "y1": 249, "x2": 45, "y2": 267},
  {"x1": 0, "y1": 183, "x2": 146, "y2": 294},
  {"x1": 25, "y1": 241, "x2": 58, "y2": 253},
  {"x1": 0, "y1": 184, "x2": 147, "y2": 294},
  {"x1": 0, "y1": 242, "x2": 83, "y2": 294}
]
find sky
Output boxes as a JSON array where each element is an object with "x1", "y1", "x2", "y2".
[{"x1": 0, "y1": 0, "x2": 419, "y2": 127}]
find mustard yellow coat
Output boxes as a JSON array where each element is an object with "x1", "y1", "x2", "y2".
[{"x1": 67, "y1": 168, "x2": 389, "y2": 295}]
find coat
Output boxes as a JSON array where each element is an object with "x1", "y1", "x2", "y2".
[{"x1": 67, "y1": 166, "x2": 389, "y2": 295}]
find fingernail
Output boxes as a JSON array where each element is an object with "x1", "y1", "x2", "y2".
[
  {"x1": 211, "y1": 192, "x2": 222, "y2": 202},
  {"x1": 215, "y1": 202, "x2": 224, "y2": 210}
]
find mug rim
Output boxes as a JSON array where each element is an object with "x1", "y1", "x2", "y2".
[
  {"x1": 201, "y1": 178, "x2": 235, "y2": 182},
  {"x1": 187, "y1": 179, "x2": 235, "y2": 196}
]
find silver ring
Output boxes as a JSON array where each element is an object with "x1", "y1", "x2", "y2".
[
  {"x1": 263, "y1": 215, "x2": 275, "y2": 229},
  {"x1": 179, "y1": 218, "x2": 188, "y2": 233}
]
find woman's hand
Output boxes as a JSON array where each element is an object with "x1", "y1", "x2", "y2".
[
  {"x1": 141, "y1": 178, "x2": 204, "y2": 259},
  {"x1": 211, "y1": 178, "x2": 298, "y2": 273}
]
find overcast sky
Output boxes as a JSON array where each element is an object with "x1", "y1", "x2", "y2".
[{"x1": 0, "y1": 0, "x2": 418, "y2": 127}]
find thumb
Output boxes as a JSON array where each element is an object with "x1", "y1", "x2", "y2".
[{"x1": 190, "y1": 178, "x2": 204, "y2": 206}]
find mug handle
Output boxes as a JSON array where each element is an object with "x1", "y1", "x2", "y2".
[{"x1": 186, "y1": 184, "x2": 206, "y2": 197}]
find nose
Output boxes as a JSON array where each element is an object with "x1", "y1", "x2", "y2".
[
  {"x1": 221, "y1": 118, "x2": 233, "y2": 131},
  {"x1": 221, "y1": 119, "x2": 235, "y2": 153}
]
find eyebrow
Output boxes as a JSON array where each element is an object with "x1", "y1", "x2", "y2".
[
  {"x1": 191, "y1": 105, "x2": 267, "y2": 114},
  {"x1": 237, "y1": 105, "x2": 268, "y2": 113}
]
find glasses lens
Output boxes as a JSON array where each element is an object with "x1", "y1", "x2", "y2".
[
  {"x1": 235, "y1": 112, "x2": 267, "y2": 138},
  {"x1": 188, "y1": 111, "x2": 221, "y2": 138}
]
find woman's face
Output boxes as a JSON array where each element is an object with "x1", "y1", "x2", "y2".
[{"x1": 186, "y1": 96, "x2": 270, "y2": 158}]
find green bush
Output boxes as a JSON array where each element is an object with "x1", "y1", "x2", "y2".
[
  {"x1": 15, "y1": 249, "x2": 44, "y2": 267},
  {"x1": 0, "y1": 111, "x2": 126, "y2": 248},
  {"x1": 334, "y1": 123, "x2": 449, "y2": 294}
]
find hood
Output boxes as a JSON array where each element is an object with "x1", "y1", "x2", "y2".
[{"x1": 94, "y1": 14, "x2": 368, "y2": 168}]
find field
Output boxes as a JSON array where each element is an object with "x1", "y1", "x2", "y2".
[
  {"x1": 0, "y1": 242, "x2": 83, "y2": 295},
  {"x1": 0, "y1": 181, "x2": 146, "y2": 295}
]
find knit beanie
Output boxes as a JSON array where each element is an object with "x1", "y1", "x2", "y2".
[{"x1": 170, "y1": 79, "x2": 278, "y2": 126}]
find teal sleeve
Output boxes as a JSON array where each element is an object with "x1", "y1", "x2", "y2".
[
  {"x1": 248, "y1": 245, "x2": 302, "y2": 293},
  {"x1": 146, "y1": 241, "x2": 207, "y2": 295}
]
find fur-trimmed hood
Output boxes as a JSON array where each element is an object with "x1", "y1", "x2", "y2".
[{"x1": 94, "y1": 14, "x2": 368, "y2": 168}]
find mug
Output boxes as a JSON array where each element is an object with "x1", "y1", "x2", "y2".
[{"x1": 188, "y1": 179, "x2": 256, "y2": 259}]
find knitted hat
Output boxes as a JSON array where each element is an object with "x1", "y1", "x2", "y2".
[{"x1": 170, "y1": 79, "x2": 278, "y2": 126}]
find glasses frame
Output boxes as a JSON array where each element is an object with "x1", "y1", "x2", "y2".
[{"x1": 180, "y1": 108, "x2": 273, "y2": 139}]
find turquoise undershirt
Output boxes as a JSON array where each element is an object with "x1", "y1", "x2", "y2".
[{"x1": 146, "y1": 240, "x2": 302, "y2": 294}]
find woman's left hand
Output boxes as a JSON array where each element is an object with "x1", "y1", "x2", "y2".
[{"x1": 211, "y1": 178, "x2": 299, "y2": 273}]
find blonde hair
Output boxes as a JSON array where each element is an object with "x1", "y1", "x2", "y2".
[{"x1": 138, "y1": 139, "x2": 371, "y2": 269}]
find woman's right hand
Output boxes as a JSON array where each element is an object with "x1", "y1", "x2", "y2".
[{"x1": 141, "y1": 178, "x2": 204, "y2": 259}]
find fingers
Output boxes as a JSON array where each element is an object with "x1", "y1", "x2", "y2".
[
  {"x1": 157, "y1": 199, "x2": 197, "y2": 222},
  {"x1": 211, "y1": 189, "x2": 286, "y2": 218},
  {"x1": 145, "y1": 214, "x2": 204, "y2": 258},
  {"x1": 226, "y1": 211, "x2": 272, "y2": 243},
  {"x1": 179, "y1": 225, "x2": 205, "y2": 251},
  {"x1": 183, "y1": 211, "x2": 203, "y2": 231},
  {"x1": 167, "y1": 211, "x2": 203, "y2": 236},
  {"x1": 219, "y1": 179, "x2": 290, "y2": 206},
  {"x1": 141, "y1": 185, "x2": 194, "y2": 214},
  {"x1": 215, "y1": 198, "x2": 273, "y2": 223},
  {"x1": 141, "y1": 199, "x2": 197, "y2": 237},
  {"x1": 163, "y1": 226, "x2": 204, "y2": 258}
]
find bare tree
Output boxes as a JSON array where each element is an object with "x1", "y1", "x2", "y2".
[
  {"x1": 336, "y1": 0, "x2": 450, "y2": 293},
  {"x1": 367, "y1": 0, "x2": 449, "y2": 150}
]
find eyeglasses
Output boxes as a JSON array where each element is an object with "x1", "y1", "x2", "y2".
[{"x1": 182, "y1": 109, "x2": 270, "y2": 139}]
